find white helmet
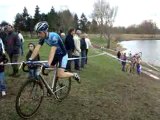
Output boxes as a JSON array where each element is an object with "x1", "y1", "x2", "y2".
[{"x1": 34, "y1": 21, "x2": 49, "y2": 32}]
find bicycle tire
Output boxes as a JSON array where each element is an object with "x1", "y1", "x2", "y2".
[
  {"x1": 53, "y1": 77, "x2": 71, "y2": 101},
  {"x1": 15, "y1": 80, "x2": 44, "y2": 118}
]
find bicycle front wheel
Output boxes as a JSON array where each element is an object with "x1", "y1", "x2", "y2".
[
  {"x1": 15, "y1": 80, "x2": 44, "y2": 118},
  {"x1": 54, "y1": 77, "x2": 71, "y2": 101}
]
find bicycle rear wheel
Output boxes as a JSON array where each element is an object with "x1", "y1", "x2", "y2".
[
  {"x1": 54, "y1": 77, "x2": 71, "y2": 101},
  {"x1": 15, "y1": 80, "x2": 44, "y2": 118}
]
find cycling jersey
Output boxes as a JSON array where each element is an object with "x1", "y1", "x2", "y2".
[
  {"x1": 38, "y1": 32, "x2": 67, "y2": 56},
  {"x1": 38, "y1": 32, "x2": 68, "y2": 68}
]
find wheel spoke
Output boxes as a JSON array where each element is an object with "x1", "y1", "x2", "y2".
[{"x1": 54, "y1": 78, "x2": 71, "y2": 100}]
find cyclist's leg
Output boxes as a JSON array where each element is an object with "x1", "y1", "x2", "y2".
[
  {"x1": 52, "y1": 54, "x2": 80, "y2": 83},
  {"x1": 57, "y1": 54, "x2": 76, "y2": 78},
  {"x1": 57, "y1": 68, "x2": 73, "y2": 78},
  {"x1": 58, "y1": 68, "x2": 80, "y2": 83}
]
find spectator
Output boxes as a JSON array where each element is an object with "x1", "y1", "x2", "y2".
[
  {"x1": 131, "y1": 55, "x2": 137, "y2": 73},
  {"x1": 0, "y1": 42, "x2": 8, "y2": 97},
  {"x1": 60, "y1": 32, "x2": 66, "y2": 43},
  {"x1": 128, "y1": 51, "x2": 132, "y2": 58},
  {"x1": 26, "y1": 43, "x2": 40, "y2": 79},
  {"x1": 0, "y1": 38, "x2": 5, "y2": 54},
  {"x1": 85, "y1": 33, "x2": 92, "y2": 64},
  {"x1": 136, "y1": 56, "x2": 142, "y2": 75},
  {"x1": 73, "y1": 30, "x2": 81, "y2": 71},
  {"x1": 18, "y1": 30, "x2": 24, "y2": 56},
  {"x1": 4, "y1": 24, "x2": 21, "y2": 77},
  {"x1": 117, "y1": 51, "x2": 121, "y2": 59},
  {"x1": 80, "y1": 34, "x2": 87, "y2": 68},
  {"x1": 121, "y1": 53, "x2": 127, "y2": 72},
  {"x1": 65, "y1": 28, "x2": 75, "y2": 71},
  {"x1": 0, "y1": 24, "x2": 7, "y2": 44}
]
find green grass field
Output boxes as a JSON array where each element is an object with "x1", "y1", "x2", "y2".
[{"x1": 0, "y1": 38, "x2": 160, "y2": 120}]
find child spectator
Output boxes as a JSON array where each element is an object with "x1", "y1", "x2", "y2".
[
  {"x1": 26, "y1": 43, "x2": 40, "y2": 79},
  {"x1": 0, "y1": 43, "x2": 8, "y2": 97},
  {"x1": 136, "y1": 56, "x2": 142, "y2": 75}
]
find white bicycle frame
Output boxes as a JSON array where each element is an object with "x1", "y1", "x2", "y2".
[{"x1": 38, "y1": 65, "x2": 66, "y2": 97}]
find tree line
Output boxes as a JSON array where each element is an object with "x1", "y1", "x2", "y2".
[
  {"x1": 113, "y1": 20, "x2": 159, "y2": 34},
  {"x1": 13, "y1": 6, "x2": 92, "y2": 34}
]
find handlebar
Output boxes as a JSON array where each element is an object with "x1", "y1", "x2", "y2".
[
  {"x1": 20, "y1": 61, "x2": 53, "y2": 76},
  {"x1": 22, "y1": 63, "x2": 29, "y2": 72}
]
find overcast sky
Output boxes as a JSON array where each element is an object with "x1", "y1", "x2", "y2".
[{"x1": 0, "y1": 0, "x2": 160, "y2": 27}]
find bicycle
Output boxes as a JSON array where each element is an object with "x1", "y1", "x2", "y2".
[{"x1": 15, "y1": 61, "x2": 71, "y2": 119}]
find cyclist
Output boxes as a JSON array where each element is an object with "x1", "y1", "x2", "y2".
[{"x1": 29, "y1": 21, "x2": 80, "y2": 83}]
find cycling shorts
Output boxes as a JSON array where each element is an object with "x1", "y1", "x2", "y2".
[{"x1": 51, "y1": 54, "x2": 68, "y2": 69}]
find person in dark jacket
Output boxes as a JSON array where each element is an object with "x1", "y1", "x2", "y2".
[
  {"x1": 65, "y1": 28, "x2": 75, "y2": 71},
  {"x1": 26, "y1": 43, "x2": 40, "y2": 79},
  {"x1": 117, "y1": 51, "x2": 121, "y2": 59},
  {"x1": 0, "y1": 25, "x2": 7, "y2": 45},
  {"x1": 4, "y1": 24, "x2": 21, "y2": 77},
  {"x1": 0, "y1": 43, "x2": 8, "y2": 96},
  {"x1": 80, "y1": 34, "x2": 87, "y2": 68}
]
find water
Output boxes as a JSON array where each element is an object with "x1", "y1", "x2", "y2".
[{"x1": 120, "y1": 40, "x2": 160, "y2": 66}]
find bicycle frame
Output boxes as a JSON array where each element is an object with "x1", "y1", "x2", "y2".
[
  {"x1": 39, "y1": 66, "x2": 57, "y2": 97},
  {"x1": 38, "y1": 64, "x2": 67, "y2": 98}
]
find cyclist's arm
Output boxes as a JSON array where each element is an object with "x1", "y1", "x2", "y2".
[
  {"x1": 48, "y1": 46, "x2": 57, "y2": 66},
  {"x1": 30, "y1": 44, "x2": 41, "y2": 60}
]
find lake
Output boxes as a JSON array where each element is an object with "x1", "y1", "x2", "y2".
[{"x1": 120, "y1": 40, "x2": 160, "y2": 67}]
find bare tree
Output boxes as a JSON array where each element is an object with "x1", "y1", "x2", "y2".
[{"x1": 92, "y1": 0, "x2": 117, "y2": 48}]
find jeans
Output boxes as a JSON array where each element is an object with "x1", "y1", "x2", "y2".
[
  {"x1": 73, "y1": 55, "x2": 80, "y2": 70},
  {"x1": 122, "y1": 62, "x2": 126, "y2": 71},
  {"x1": 8, "y1": 54, "x2": 20, "y2": 74},
  {"x1": 0, "y1": 72, "x2": 6, "y2": 91},
  {"x1": 20, "y1": 43, "x2": 24, "y2": 56},
  {"x1": 86, "y1": 49, "x2": 88, "y2": 64},
  {"x1": 28, "y1": 69, "x2": 38, "y2": 79},
  {"x1": 66, "y1": 50, "x2": 73, "y2": 71},
  {"x1": 81, "y1": 50, "x2": 86, "y2": 68}
]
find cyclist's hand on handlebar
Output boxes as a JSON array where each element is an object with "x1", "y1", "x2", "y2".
[
  {"x1": 43, "y1": 63, "x2": 50, "y2": 68},
  {"x1": 42, "y1": 63, "x2": 50, "y2": 76},
  {"x1": 27, "y1": 58, "x2": 34, "y2": 64},
  {"x1": 26, "y1": 59, "x2": 35, "y2": 68}
]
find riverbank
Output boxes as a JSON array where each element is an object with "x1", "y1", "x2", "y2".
[
  {"x1": 89, "y1": 34, "x2": 160, "y2": 41},
  {"x1": 113, "y1": 34, "x2": 160, "y2": 41},
  {"x1": 114, "y1": 34, "x2": 160, "y2": 41}
]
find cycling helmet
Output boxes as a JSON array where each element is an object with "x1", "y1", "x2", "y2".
[{"x1": 34, "y1": 21, "x2": 49, "y2": 32}]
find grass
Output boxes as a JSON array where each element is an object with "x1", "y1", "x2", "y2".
[
  {"x1": 89, "y1": 34, "x2": 118, "y2": 50},
  {"x1": 0, "y1": 38, "x2": 160, "y2": 120}
]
